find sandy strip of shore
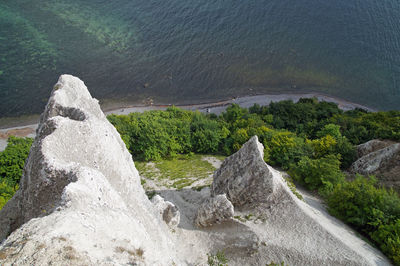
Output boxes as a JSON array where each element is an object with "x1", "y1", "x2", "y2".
[{"x1": 0, "y1": 93, "x2": 374, "y2": 152}]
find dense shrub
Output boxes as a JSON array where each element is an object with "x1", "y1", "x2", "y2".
[
  {"x1": 291, "y1": 154, "x2": 344, "y2": 194},
  {"x1": 327, "y1": 175, "x2": 400, "y2": 265},
  {"x1": 0, "y1": 182, "x2": 18, "y2": 209},
  {"x1": 327, "y1": 176, "x2": 400, "y2": 231},
  {"x1": 0, "y1": 136, "x2": 33, "y2": 187},
  {"x1": 263, "y1": 131, "x2": 310, "y2": 169},
  {"x1": 371, "y1": 220, "x2": 400, "y2": 265},
  {"x1": 0, "y1": 136, "x2": 32, "y2": 210}
]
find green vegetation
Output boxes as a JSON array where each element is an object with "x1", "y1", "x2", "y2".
[
  {"x1": 327, "y1": 175, "x2": 400, "y2": 264},
  {"x1": 207, "y1": 250, "x2": 228, "y2": 266},
  {"x1": 0, "y1": 99, "x2": 398, "y2": 263},
  {"x1": 0, "y1": 136, "x2": 33, "y2": 209},
  {"x1": 108, "y1": 99, "x2": 400, "y2": 264},
  {"x1": 136, "y1": 154, "x2": 221, "y2": 190}
]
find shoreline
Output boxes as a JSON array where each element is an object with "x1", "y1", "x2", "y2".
[{"x1": 0, "y1": 92, "x2": 375, "y2": 151}]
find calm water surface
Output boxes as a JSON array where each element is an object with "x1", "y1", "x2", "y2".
[{"x1": 0, "y1": 0, "x2": 400, "y2": 117}]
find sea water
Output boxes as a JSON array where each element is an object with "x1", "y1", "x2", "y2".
[{"x1": 0, "y1": 0, "x2": 399, "y2": 117}]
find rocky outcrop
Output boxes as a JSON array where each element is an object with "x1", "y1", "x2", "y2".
[
  {"x1": 208, "y1": 136, "x2": 390, "y2": 265},
  {"x1": 0, "y1": 76, "x2": 391, "y2": 266},
  {"x1": 195, "y1": 194, "x2": 234, "y2": 227},
  {"x1": 212, "y1": 136, "x2": 277, "y2": 207},
  {"x1": 356, "y1": 139, "x2": 395, "y2": 158},
  {"x1": 0, "y1": 75, "x2": 178, "y2": 265},
  {"x1": 351, "y1": 140, "x2": 400, "y2": 192},
  {"x1": 151, "y1": 195, "x2": 180, "y2": 227}
]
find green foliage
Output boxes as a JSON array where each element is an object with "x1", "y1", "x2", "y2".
[
  {"x1": 222, "y1": 104, "x2": 248, "y2": 125},
  {"x1": 207, "y1": 251, "x2": 228, "y2": 266},
  {"x1": 0, "y1": 136, "x2": 32, "y2": 210},
  {"x1": 371, "y1": 220, "x2": 400, "y2": 265},
  {"x1": 263, "y1": 131, "x2": 310, "y2": 170},
  {"x1": 327, "y1": 175, "x2": 400, "y2": 264},
  {"x1": 107, "y1": 100, "x2": 400, "y2": 263},
  {"x1": 191, "y1": 113, "x2": 228, "y2": 153},
  {"x1": 291, "y1": 155, "x2": 344, "y2": 194},
  {"x1": 308, "y1": 135, "x2": 337, "y2": 158},
  {"x1": 316, "y1": 123, "x2": 341, "y2": 139},
  {"x1": 327, "y1": 175, "x2": 400, "y2": 231},
  {"x1": 331, "y1": 110, "x2": 400, "y2": 144},
  {"x1": 108, "y1": 107, "x2": 193, "y2": 161},
  {"x1": 0, "y1": 182, "x2": 18, "y2": 209},
  {"x1": 0, "y1": 136, "x2": 33, "y2": 187}
]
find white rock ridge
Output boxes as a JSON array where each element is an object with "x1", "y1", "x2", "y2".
[
  {"x1": 210, "y1": 136, "x2": 391, "y2": 266},
  {"x1": 0, "y1": 75, "x2": 178, "y2": 265},
  {"x1": 212, "y1": 136, "x2": 278, "y2": 207},
  {"x1": 351, "y1": 140, "x2": 400, "y2": 192}
]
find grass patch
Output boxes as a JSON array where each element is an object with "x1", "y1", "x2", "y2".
[
  {"x1": 172, "y1": 179, "x2": 194, "y2": 190},
  {"x1": 155, "y1": 154, "x2": 216, "y2": 180},
  {"x1": 135, "y1": 162, "x2": 159, "y2": 180},
  {"x1": 136, "y1": 154, "x2": 223, "y2": 189}
]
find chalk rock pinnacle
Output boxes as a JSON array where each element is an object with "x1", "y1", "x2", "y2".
[{"x1": 0, "y1": 75, "x2": 177, "y2": 265}]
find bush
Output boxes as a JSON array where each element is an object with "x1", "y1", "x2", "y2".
[
  {"x1": 0, "y1": 136, "x2": 33, "y2": 187},
  {"x1": 327, "y1": 175, "x2": 400, "y2": 231},
  {"x1": 291, "y1": 154, "x2": 344, "y2": 194},
  {"x1": 326, "y1": 175, "x2": 400, "y2": 264},
  {"x1": 0, "y1": 181, "x2": 18, "y2": 210},
  {"x1": 371, "y1": 220, "x2": 400, "y2": 265}
]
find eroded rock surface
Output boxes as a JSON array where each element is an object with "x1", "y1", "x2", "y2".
[
  {"x1": 195, "y1": 194, "x2": 234, "y2": 227},
  {"x1": 0, "y1": 75, "x2": 178, "y2": 265},
  {"x1": 212, "y1": 136, "x2": 277, "y2": 207},
  {"x1": 209, "y1": 136, "x2": 390, "y2": 266},
  {"x1": 351, "y1": 140, "x2": 400, "y2": 192},
  {"x1": 151, "y1": 195, "x2": 180, "y2": 227},
  {"x1": 356, "y1": 139, "x2": 395, "y2": 158}
]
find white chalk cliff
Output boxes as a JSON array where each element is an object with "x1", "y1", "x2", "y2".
[
  {"x1": 0, "y1": 75, "x2": 391, "y2": 265},
  {"x1": 0, "y1": 75, "x2": 178, "y2": 265}
]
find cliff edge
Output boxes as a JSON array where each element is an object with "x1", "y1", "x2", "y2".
[
  {"x1": 0, "y1": 75, "x2": 391, "y2": 265},
  {"x1": 0, "y1": 75, "x2": 177, "y2": 265}
]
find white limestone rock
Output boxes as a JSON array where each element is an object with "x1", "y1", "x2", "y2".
[
  {"x1": 351, "y1": 143, "x2": 400, "y2": 174},
  {"x1": 0, "y1": 75, "x2": 179, "y2": 265},
  {"x1": 208, "y1": 135, "x2": 391, "y2": 265},
  {"x1": 151, "y1": 195, "x2": 180, "y2": 227},
  {"x1": 195, "y1": 194, "x2": 234, "y2": 227},
  {"x1": 356, "y1": 139, "x2": 395, "y2": 158},
  {"x1": 350, "y1": 141, "x2": 400, "y2": 192},
  {"x1": 212, "y1": 135, "x2": 278, "y2": 207}
]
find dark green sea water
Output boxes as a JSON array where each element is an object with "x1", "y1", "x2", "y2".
[{"x1": 1, "y1": 0, "x2": 400, "y2": 117}]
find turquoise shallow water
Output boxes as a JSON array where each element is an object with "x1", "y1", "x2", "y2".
[{"x1": 0, "y1": 0, "x2": 399, "y2": 117}]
